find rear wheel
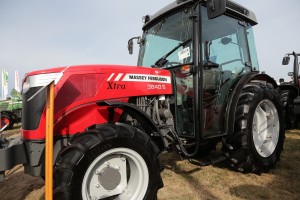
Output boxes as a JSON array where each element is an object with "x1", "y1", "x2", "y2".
[
  {"x1": 0, "y1": 113, "x2": 14, "y2": 130},
  {"x1": 227, "y1": 81, "x2": 285, "y2": 173},
  {"x1": 54, "y1": 123, "x2": 163, "y2": 200}
]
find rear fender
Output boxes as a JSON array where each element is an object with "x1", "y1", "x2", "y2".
[
  {"x1": 225, "y1": 73, "x2": 279, "y2": 135},
  {"x1": 97, "y1": 101, "x2": 166, "y2": 150}
]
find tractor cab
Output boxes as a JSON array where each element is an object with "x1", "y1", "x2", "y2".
[{"x1": 135, "y1": 0, "x2": 259, "y2": 139}]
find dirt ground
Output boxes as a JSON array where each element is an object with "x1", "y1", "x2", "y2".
[
  {"x1": 0, "y1": 125, "x2": 45, "y2": 200},
  {"x1": 0, "y1": 126, "x2": 299, "y2": 200},
  {"x1": 0, "y1": 165, "x2": 44, "y2": 200}
]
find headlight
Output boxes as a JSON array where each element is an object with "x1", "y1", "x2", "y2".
[
  {"x1": 22, "y1": 72, "x2": 63, "y2": 94},
  {"x1": 22, "y1": 79, "x2": 30, "y2": 94}
]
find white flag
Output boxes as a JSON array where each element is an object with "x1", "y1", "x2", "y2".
[
  {"x1": 2, "y1": 69, "x2": 8, "y2": 100},
  {"x1": 14, "y1": 70, "x2": 20, "y2": 92}
]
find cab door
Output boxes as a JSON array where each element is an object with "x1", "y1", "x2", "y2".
[{"x1": 200, "y1": 6, "x2": 252, "y2": 138}]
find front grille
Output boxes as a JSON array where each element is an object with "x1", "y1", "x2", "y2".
[{"x1": 22, "y1": 87, "x2": 47, "y2": 130}]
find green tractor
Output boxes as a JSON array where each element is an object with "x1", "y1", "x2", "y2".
[{"x1": 0, "y1": 89, "x2": 22, "y2": 131}]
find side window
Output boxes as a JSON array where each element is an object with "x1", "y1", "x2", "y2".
[
  {"x1": 246, "y1": 27, "x2": 260, "y2": 70},
  {"x1": 209, "y1": 33, "x2": 245, "y2": 74},
  {"x1": 201, "y1": 7, "x2": 251, "y2": 76}
]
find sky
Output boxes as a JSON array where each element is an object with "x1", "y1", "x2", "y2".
[{"x1": 0, "y1": 0, "x2": 299, "y2": 96}]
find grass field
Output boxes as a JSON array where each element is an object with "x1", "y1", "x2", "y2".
[
  {"x1": 0, "y1": 126, "x2": 299, "y2": 200},
  {"x1": 158, "y1": 130, "x2": 300, "y2": 200}
]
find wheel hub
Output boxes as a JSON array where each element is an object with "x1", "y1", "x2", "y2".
[
  {"x1": 98, "y1": 166, "x2": 121, "y2": 190},
  {"x1": 82, "y1": 148, "x2": 149, "y2": 200}
]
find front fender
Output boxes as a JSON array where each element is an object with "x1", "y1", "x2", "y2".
[{"x1": 97, "y1": 101, "x2": 166, "y2": 150}]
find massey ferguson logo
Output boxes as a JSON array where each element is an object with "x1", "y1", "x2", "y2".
[
  {"x1": 106, "y1": 72, "x2": 171, "y2": 90},
  {"x1": 128, "y1": 75, "x2": 168, "y2": 82},
  {"x1": 122, "y1": 74, "x2": 171, "y2": 83},
  {"x1": 107, "y1": 82, "x2": 126, "y2": 90}
]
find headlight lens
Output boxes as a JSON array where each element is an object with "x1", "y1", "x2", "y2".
[{"x1": 22, "y1": 72, "x2": 63, "y2": 94}]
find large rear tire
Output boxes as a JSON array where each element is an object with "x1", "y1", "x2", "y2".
[
  {"x1": 54, "y1": 123, "x2": 163, "y2": 200},
  {"x1": 227, "y1": 81, "x2": 285, "y2": 173}
]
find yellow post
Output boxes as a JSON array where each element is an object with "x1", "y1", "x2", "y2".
[{"x1": 45, "y1": 81, "x2": 55, "y2": 200}]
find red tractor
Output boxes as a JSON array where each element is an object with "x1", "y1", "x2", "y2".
[
  {"x1": 0, "y1": 0, "x2": 285, "y2": 199},
  {"x1": 280, "y1": 52, "x2": 300, "y2": 129}
]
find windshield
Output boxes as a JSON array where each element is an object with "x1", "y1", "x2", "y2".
[{"x1": 138, "y1": 8, "x2": 193, "y2": 68}]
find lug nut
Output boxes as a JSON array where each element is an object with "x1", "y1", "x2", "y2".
[{"x1": 120, "y1": 156, "x2": 126, "y2": 162}]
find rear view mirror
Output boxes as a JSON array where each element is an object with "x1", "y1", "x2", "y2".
[
  {"x1": 282, "y1": 56, "x2": 290, "y2": 65},
  {"x1": 128, "y1": 39, "x2": 133, "y2": 54},
  {"x1": 127, "y1": 37, "x2": 141, "y2": 55},
  {"x1": 207, "y1": 0, "x2": 226, "y2": 19}
]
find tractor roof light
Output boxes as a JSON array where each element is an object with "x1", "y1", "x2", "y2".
[{"x1": 142, "y1": 15, "x2": 150, "y2": 23}]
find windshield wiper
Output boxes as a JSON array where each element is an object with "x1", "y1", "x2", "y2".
[{"x1": 153, "y1": 38, "x2": 192, "y2": 68}]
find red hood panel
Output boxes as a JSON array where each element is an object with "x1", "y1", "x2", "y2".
[
  {"x1": 59, "y1": 64, "x2": 173, "y2": 101},
  {"x1": 52, "y1": 64, "x2": 173, "y2": 117},
  {"x1": 52, "y1": 65, "x2": 173, "y2": 114},
  {"x1": 22, "y1": 64, "x2": 173, "y2": 139}
]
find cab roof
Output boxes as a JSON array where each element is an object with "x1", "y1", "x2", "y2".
[{"x1": 143, "y1": 0, "x2": 257, "y2": 30}]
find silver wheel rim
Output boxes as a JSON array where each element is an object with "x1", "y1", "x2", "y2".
[
  {"x1": 82, "y1": 147, "x2": 149, "y2": 200},
  {"x1": 252, "y1": 99, "x2": 280, "y2": 157}
]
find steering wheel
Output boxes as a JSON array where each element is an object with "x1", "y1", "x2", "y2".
[{"x1": 164, "y1": 61, "x2": 182, "y2": 68}]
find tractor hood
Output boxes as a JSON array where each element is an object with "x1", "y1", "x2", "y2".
[
  {"x1": 22, "y1": 64, "x2": 173, "y2": 139},
  {"x1": 24, "y1": 64, "x2": 173, "y2": 100}
]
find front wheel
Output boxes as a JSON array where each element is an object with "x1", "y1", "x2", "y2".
[
  {"x1": 227, "y1": 81, "x2": 285, "y2": 173},
  {"x1": 54, "y1": 123, "x2": 163, "y2": 200}
]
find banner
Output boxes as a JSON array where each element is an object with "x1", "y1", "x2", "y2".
[
  {"x1": 14, "y1": 70, "x2": 20, "y2": 92},
  {"x1": 2, "y1": 69, "x2": 8, "y2": 100}
]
